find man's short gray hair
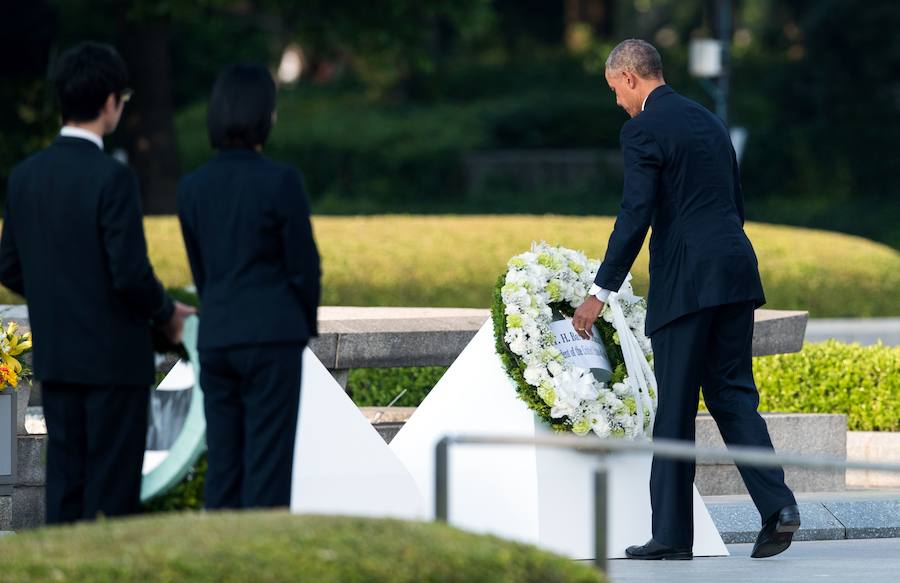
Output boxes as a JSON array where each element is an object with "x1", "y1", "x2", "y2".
[{"x1": 605, "y1": 39, "x2": 664, "y2": 79}]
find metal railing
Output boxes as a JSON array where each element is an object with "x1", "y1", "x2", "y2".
[{"x1": 434, "y1": 434, "x2": 900, "y2": 573}]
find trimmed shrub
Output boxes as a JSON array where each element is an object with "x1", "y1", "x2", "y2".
[
  {"x1": 351, "y1": 341, "x2": 900, "y2": 433},
  {"x1": 348, "y1": 366, "x2": 447, "y2": 407},
  {"x1": 0, "y1": 512, "x2": 606, "y2": 583},
  {"x1": 753, "y1": 341, "x2": 900, "y2": 432}
]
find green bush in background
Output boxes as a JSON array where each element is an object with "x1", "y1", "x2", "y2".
[
  {"x1": 350, "y1": 342, "x2": 900, "y2": 432},
  {"x1": 348, "y1": 366, "x2": 447, "y2": 407},
  {"x1": 0, "y1": 512, "x2": 605, "y2": 583},
  {"x1": 753, "y1": 341, "x2": 900, "y2": 432},
  {"x1": 175, "y1": 78, "x2": 625, "y2": 212},
  {"x1": 142, "y1": 455, "x2": 207, "y2": 513}
]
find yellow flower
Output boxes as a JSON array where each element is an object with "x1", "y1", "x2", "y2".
[
  {"x1": 0, "y1": 321, "x2": 32, "y2": 383},
  {"x1": 0, "y1": 365, "x2": 18, "y2": 389},
  {"x1": 8, "y1": 331, "x2": 31, "y2": 356},
  {"x1": 1, "y1": 353, "x2": 21, "y2": 375}
]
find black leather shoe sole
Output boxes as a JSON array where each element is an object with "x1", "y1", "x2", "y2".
[
  {"x1": 751, "y1": 516, "x2": 800, "y2": 559},
  {"x1": 625, "y1": 549, "x2": 694, "y2": 561}
]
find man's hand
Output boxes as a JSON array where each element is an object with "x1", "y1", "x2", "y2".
[
  {"x1": 572, "y1": 296, "x2": 605, "y2": 340},
  {"x1": 164, "y1": 301, "x2": 197, "y2": 344}
]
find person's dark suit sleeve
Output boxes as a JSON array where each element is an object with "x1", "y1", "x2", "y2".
[
  {"x1": 176, "y1": 181, "x2": 206, "y2": 298},
  {"x1": 100, "y1": 165, "x2": 174, "y2": 325},
  {"x1": 280, "y1": 169, "x2": 321, "y2": 336},
  {"x1": 594, "y1": 121, "x2": 663, "y2": 292},
  {"x1": 0, "y1": 179, "x2": 25, "y2": 296},
  {"x1": 731, "y1": 147, "x2": 745, "y2": 226}
]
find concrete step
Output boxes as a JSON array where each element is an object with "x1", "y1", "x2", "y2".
[{"x1": 705, "y1": 490, "x2": 900, "y2": 543}]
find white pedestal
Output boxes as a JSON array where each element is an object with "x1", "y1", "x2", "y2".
[
  {"x1": 290, "y1": 348, "x2": 426, "y2": 520},
  {"x1": 389, "y1": 322, "x2": 728, "y2": 559}
]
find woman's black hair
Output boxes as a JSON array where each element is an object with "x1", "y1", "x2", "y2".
[
  {"x1": 52, "y1": 42, "x2": 129, "y2": 123},
  {"x1": 207, "y1": 63, "x2": 277, "y2": 150}
]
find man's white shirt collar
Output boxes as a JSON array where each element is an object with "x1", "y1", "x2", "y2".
[
  {"x1": 642, "y1": 94, "x2": 649, "y2": 112},
  {"x1": 60, "y1": 126, "x2": 104, "y2": 150}
]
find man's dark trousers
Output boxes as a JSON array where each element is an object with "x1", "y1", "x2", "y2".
[
  {"x1": 41, "y1": 383, "x2": 149, "y2": 524},
  {"x1": 649, "y1": 301, "x2": 797, "y2": 548}
]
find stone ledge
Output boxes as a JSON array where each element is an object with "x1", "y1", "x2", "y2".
[
  {"x1": 0, "y1": 495, "x2": 10, "y2": 531},
  {"x1": 706, "y1": 493, "x2": 900, "y2": 543},
  {"x1": 695, "y1": 413, "x2": 847, "y2": 495},
  {"x1": 708, "y1": 500, "x2": 844, "y2": 543},
  {"x1": 367, "y1": 409, "x2": 848, "y2": 495},
  {"x1": 0, "y1": 305, "x2": 807, "y2": 380},
  {"x1": 828, "y1": 499, "x2": 900, "y2": 539},
  {"x1": 847, "y1": 432, "x2": 900, "y2": 488},
  {"x1": 12, "y1": 486, "x2": 44, "y2": 530},
  {"x1": 308, "y1": 307, "x2": 807, "y2": 371},
  {"x1": 16, "y1": 435, "x2": 46, "y2": 487}
]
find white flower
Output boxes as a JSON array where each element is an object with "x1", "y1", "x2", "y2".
[
  {"x1": 523, "y1": 365, "x2": 547, "y2": 386},
  {"x1": 590, "y1": 413, "x2": 612, "y2": 438},
  {"x1": 495, "y1": 243, "x2": 655, "y2": 440},
  {"x1": 547, "y1": 360, "x2": 564, "y2": 377}
]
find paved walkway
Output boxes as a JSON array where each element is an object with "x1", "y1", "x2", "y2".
[
  {"x1": 805, "y1": 318, "x2": 900, "y2": 346},
  {"x1": 606, "y1": 537, "x2": 900, "y2": 582},
  {"x1": 705, "y1": 489, "x2": 900, "y2": 542}
]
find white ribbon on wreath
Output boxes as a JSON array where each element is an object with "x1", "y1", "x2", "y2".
[{"x1": 607, "y1": 283, "x2": 658, "y2": 438}]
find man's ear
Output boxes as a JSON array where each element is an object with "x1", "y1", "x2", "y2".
[
  {"x1": 624, "y1": 70, "x2": 637, "y2": 89},
  {"x1": 103, "y1": 93, "x2": 119, "y2": 114}
]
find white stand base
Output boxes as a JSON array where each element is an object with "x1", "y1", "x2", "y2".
[
  {"x1": 290, "y1": 348, "x2": 426, "y2": 520},
  {"x1": 389, "y1": 322, "x2": 729, "y2": 559}
]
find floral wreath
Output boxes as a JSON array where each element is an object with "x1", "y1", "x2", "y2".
[{"x1": 491, "y1": 243, "x2": 657, "y2": 439}]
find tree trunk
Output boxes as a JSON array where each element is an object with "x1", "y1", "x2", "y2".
[{"x1": 121, "y1": 23, "x2": 180, "y2": 215}]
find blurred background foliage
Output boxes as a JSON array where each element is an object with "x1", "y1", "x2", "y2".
[{"x1": 2, "y1": 0, "x2": 899, "y2": 247}]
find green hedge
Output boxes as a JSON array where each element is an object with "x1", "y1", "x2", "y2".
[
  {"x1": 348, "y1": 366, "x2": 447, "y2": 407},
  {"x1": 351, "y1": 341, "x2": 900, "y2": 432},
  {"x1": 0, "y1": 512, "x2": 605, "y2": 583},
  {"x1": 753, "y1": 341, "x2": 900, "y2": 432}
]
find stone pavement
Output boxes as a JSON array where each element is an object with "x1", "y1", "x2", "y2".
[
  {"x1": 806, "y1": 317, "x2": 900, "y2": 346},
  {"x1": 706, "y1": 489, "x2": 900, "y2": 543},
  {"x1": 606, "y1": 537, "x2": 900, "y2": 583}
]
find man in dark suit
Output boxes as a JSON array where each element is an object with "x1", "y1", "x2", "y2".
[
  {"x1": 0, "y1": 42, "x2": 193, "y2": 524},
  {"x1": 573, "y1": 39, "x2": 799, "y2": 559}
]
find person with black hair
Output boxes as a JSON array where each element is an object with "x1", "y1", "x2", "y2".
[
  {"x1": 177, "y1": 63, "x2": 320, "y2": 509},
  {"x1": 0, "y1": 41, "x2": 195, "y2": 524}
]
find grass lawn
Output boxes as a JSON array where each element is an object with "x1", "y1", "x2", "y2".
[
  {"x1": 0, "y1": 512, "x2": 605, "y2": 582},
  {"x1": 2, "y1": 215, "x2": 898, "y2": 317}
]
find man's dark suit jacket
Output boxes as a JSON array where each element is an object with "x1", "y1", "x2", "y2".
[
  {"x1": 0, "y1": 136, "x2": 174, "y2": 386},
  {"x1": 594, "y1": 85, "x2": 765, "y2": 336},
  {"x1": 177, "y1": 149, "x2": 321, "y2": 351}
]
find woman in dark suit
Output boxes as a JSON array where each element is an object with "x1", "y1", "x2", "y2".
[{"x1": 177, "y1": 64, "x2": 321, "y2": 509}]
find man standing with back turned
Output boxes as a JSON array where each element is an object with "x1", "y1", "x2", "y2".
[
  {"x1": 572, "y1": 39, "x2": 800, "y2": 559},
  {"x1": 0, "y1": 42, "x2": 193, "y2": 524}
]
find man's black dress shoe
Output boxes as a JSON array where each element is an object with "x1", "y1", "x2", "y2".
[
  {"x1": 751, "y1": 504, "x2": 801, "y2": 558},
  {"x1": 625, "y1": 539, "x2": 693, "y2": 560}
]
